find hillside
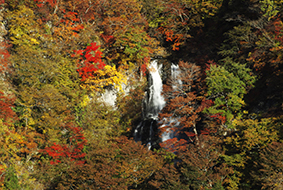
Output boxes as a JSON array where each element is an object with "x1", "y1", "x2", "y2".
[{"x1": 0, "y1": 0, "x2": 283, "y2": 189}]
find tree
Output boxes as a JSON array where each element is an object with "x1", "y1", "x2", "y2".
[
  {"x1": 6, "y1": 5, "x2": 45, "y2": 47},
  {"x1": 216, "y1": 1, "x2": 283, "y2": 116},
  {"x1": 144, "y1": 149, "x2": 180, "y2": 190},
  {"x1": 141, "y1": 0, "x2": 223, "y2": 50},
  {"x1": 204, "y1": 58, "x2": 255, "y2": 128},
  {"x1": 41, "y1": 123, "x2": 87, "y2": 166},
  {"x1": 160, "y1": 61, "x2": 205, "y2": 149},
  {"x1": 246, "y1": 17, "x2": 283, "y2": 113},
  {"x1": 177, "y1": 135, "x2": 233, "y2": 190},
  {"x1": 38, "y1": 136, "x2": 162, "y2": 189},
  {"x1": 77, "y1": 98, "x2": 124, "y2": 140},
  {"x1": 0, "y1": 41, "x2": 10, "y2": 74},
  {"x1": 259, "y1": 0, "x2": 283, "y2": 20},
  {"x1": 0, "y1": 99, "x2": 43, "y2": 189},
  {"x1": 6, "y1": 4, "x2": 84, "y2": 139},
  {"x1": 93, "y1": 0, "x2": 157, "y2": 68},
  {"x1": 253, "y1": 141, "x2": 283, "y2": 189},
  {"x1": 117, "y1": 80, "x2": 147, "y2": 135},
  {"x1": 34, "y1": 0, "x2": 157, "y2": 69},
  {"x1": 72, "y1": 42, "x2": 127, "y2": 93},
  {"x1": 223, "y1": 117, "x2": 278, "y2": 189}
]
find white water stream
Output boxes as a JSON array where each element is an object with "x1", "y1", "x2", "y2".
[
  {"x1": 134, "y1": 60, "x2": 181, "y2": 149},
  {"x1": 145, "y1": 60, "x2": 166, "y2": 119}
]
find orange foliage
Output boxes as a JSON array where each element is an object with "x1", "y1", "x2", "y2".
[
  {"x1": 39, "y1": 136, "x2": 162, "y2": 189},
  {"x1": 178, "y1": 135, "x2": 233, "y2": 189},
  {"x1": 0, "y1": 92, "x2": 17, "y2": 125},
  {"x1": 0, "y1": 41, "x2": 11, "y2": 73},
  {"x1": 34, "y1": 0, "x2": 57, "y2": 8},
  {"x1": 160, "y1": 61, "x2": 205, "y2": 146},
  {"x1": 160, "y1": 138, "x2": 187, "y2": 152},
  {"x1": 161, "y1": 28, "x2": 184, "y2": 50},
  {"x1": 53, "y1": 10, "x2": 84, "y2": 39},
  {"x1": 248, "y1": 17, "x2": 283, "y2": 70}
]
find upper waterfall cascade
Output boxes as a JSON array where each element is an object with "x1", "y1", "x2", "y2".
[
  {"x1": 143, "y1": 60, "x2": 166, "y2": 120},
  {"x1": 134, "y1": 60, "x2": 165, "y2": 149}
]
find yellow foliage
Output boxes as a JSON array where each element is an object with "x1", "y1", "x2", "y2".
[
  {"x1": 80, "y1": 65, "x2": 127, "y2": 92},
  {"x1": 80, "y1": 94, "x2": 91, "y2": 107},
  {"x1": 226, "y1": 118, "x2": 278, "y2": 152},
  {"x1": 22, "y1": 108, "x2": 36, "y2": 126},
  {"x1": 6, "y1": 5, "x2": 44, "y2": 46}
]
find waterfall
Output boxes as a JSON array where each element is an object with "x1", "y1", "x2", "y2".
[
  {"x1": 171, "y1": 64, "x2": 182, "y2": 90},
  {"x1": 160, "y1": 118, "x2": 179, "y2": 142},
  {"x1": 134, "y1": 60, "x2": 165, "y2": 149},
  {"x1": 144, "y1": 60, "x2": 166, "y2": 120},
  {"x1": 134, "y1": 60, "x2": 182, "y2": 150}
]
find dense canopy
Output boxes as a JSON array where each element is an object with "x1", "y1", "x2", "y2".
[{"x1": 0, "y1": 0, "x2": 283, "y2": 189}]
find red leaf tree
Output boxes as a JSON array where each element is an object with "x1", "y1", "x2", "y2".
[
  {"x1": 0, "y1": 92, "x2": 17, "y2": 125},
  {"x1": 72, "y1": 42, "x2": 106, "y2": 81},
  {"x1": 41, "y1": 123, "x2": 87, "y2": 165}
]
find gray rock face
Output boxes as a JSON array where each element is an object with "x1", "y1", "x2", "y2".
[
  {"x1": 98, "y1": 89, "x2": 117, "y2": 107},
  {"x1": 97, "y1": 72, "x2": 140, "y2": 107}
]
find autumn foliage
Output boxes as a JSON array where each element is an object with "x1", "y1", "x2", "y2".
[
  {"x1": 160, "y1": 61, "x2": 205, "y2": 148},
  {"x1": 0, "y1": 92, "x2": 17, "y2": 124},
  {"x1": 0, "y1": 41, "x2": 10, "y2": 73},
  {"x1": 73, "y1": 42, "x2": 106, "y2": 81},
  {"x1": 1, "y1": 0, "x2": 283, "y2": 189},
  {"x1": 41, "y1": 123, "x2": 87, "y2": 165}
]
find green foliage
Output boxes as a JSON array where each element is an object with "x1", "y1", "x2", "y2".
[
  {"x1": 9, "y1": 31, "x2": 83, "y2": 139},
  {"x1": 3, "y1": 167, "x2": 21, "y2": 190},
  {"x1": 218, "y1": 24, "x2": 255, "y2": 63},
  {"x1": 114, "y1": 26, "x2": 152, "y2": 64},
  {"x1": 204, "y1": 58, "x2": 255, "y2": 127}
]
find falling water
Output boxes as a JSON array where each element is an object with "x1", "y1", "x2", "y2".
[
  {"x1": 171, "y1": 64, "x2": 182, "y2": 90},
  {"x1": 160, "y1": 64, "x2": 182, "y2": 143},
  {"x1": 134, "y1": 61, "x2": 183, "y2": 150},
  {"x1": 144, "y1": 60, "x2": 166, "y2": 120},
  {"x1": 134, "y1": 60, "x2": 165, "y2": 149}
]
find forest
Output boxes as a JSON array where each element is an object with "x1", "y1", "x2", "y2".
[{"x1": 0, "y1": 0, "x2": 283, "y2": 189}]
